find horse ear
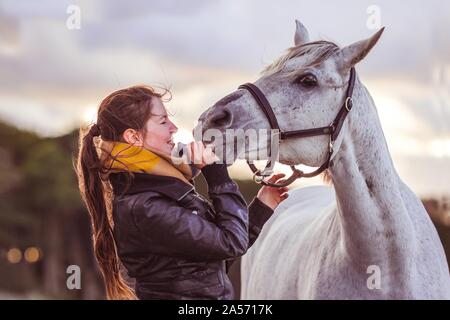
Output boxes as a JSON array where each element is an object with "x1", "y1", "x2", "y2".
[
  {"x1": 294, "y1": 20, "x2": 310, "y2": 46},
  {"x1": 337, "y1": 27, "x2": 385, "y2": 71}
]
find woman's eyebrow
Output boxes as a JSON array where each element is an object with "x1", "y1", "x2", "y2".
[{"x1": 151, "y1": 113, "x2": 168, "y2": 119}]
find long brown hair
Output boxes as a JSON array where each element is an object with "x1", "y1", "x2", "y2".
[{"x1": 76, "y1": 85, "x2": 168, "y2": 299}]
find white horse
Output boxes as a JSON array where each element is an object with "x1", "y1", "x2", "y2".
[{"x1": 197, "y1": 21, "x2": 450, "y2": 299}]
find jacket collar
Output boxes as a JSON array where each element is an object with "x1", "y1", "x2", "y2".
[{"x1": 109, "y1": 172, "x2": 195, "y2": 202}]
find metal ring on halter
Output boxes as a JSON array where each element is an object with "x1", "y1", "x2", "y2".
[
  {"x1": 252, "y1": 171, "x2": 264, "y2": 184},
  {"x1": 345, "y1": 97, "x2": 353, "y2": 112}
]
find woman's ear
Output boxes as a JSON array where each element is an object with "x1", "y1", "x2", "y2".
[{"x1": 122, "y1": 128, "x2": 143, "y2": 146}]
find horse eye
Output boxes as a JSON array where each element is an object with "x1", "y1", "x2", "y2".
[{"x1": 296, "y1": 73, "x2": 318, "y2": 88}]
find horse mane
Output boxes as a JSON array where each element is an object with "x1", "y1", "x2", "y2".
[
  {"x1": 262, "y1": 40, "x2": 340, "y2": 80},
  {"x1": 321, "y1": 170, "x2": 333, "y2": 186}
]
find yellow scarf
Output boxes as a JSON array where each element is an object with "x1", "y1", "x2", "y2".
[{"x1": 101, "y1": 141, "x2": 194, "y2": 185}]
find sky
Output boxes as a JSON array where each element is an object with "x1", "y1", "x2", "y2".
[{"x1": 0, "y1": 0, "x2": 449, "y2": 196}]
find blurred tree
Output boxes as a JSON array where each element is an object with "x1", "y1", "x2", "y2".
[{"x1": 0, "y1": 122, "x2": 103, "y2": 298}]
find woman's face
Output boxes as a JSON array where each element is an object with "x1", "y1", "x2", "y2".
[{"x1": 141, "y1": 98, "x2": 178, "y2": 155}]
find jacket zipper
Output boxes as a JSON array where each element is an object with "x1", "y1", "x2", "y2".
[{"x1": 176, "y1": 186, "x2": 195, "y2": 201}]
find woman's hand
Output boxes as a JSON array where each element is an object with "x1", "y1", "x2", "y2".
[
  {"x1": 188, "y1": 141, "x2": 220, "y2": 169},
  {"x1": 256, "y1": 173, "x2": 289, "y2": 211}
]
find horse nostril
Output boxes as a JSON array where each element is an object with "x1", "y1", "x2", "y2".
[{"x1": 210, "y1": 108, "x2": 232, "y2": 127}]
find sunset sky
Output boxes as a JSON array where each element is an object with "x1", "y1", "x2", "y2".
[{"x1": 0, "y1": 0, "x2": 449, "y2": 196}]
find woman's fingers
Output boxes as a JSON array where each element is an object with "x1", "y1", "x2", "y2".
[
  {"x1": 279, "y1": 187, "x2": 288, "y2": 194},
  {"x1": 188, "y1": 141, "x2": 220, "y2": 167},
  {"x1": 188, "y1": 142, "x2": 195, "y2": 163},
  {"x1": 265, "y1": 174, "x2": 291, "y2": 198},
  {"x1": 196, "y1": 142, "x2": 205, "y2": 165},
  {"x1": 266, "y1": 173, "x2": 286, "y2": 184},
  {"x1": 189, "y1": 141, "x2": 204, "y2": 165},
  {"x1": 202, "y1": 145, "x2": 220, "y2": 165},
  {"x1": 281, "y1": 193, "x2": 289, "y2": 200}
]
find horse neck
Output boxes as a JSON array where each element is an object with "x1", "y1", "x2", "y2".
[{"x1": 329, "y1": 78, "x2": 416, "y2": 263}]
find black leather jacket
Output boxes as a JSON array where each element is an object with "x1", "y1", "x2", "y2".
[{"x1": 110, "y1": 163, "x2": 273, "y2": 300}]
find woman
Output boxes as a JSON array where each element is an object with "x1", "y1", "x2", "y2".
[{"x1": 76, "y1": 85, "x2": 288, "y2": 300}]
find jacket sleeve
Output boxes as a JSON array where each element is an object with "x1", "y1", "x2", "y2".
[
  {"x1": 247, "y1": 197, "x2": 274, "y2": 247},
  {"x1": 131, "y1": 163, "x2": 250, "y2": 262},
  {"x1": 225, "y1": 196, "x2": 273, "y2": 273}
]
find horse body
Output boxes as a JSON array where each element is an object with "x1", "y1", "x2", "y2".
[
  {"x1": 242, "y1": 184, "x2": 450, "y2": 299},
  {"x1": 242, "y1": 186, "x2": 338, "y2": 299}
]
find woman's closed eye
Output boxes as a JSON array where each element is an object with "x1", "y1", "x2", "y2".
[{"x1": 160, "y1": 115, "x2": 168, "y2": 124}]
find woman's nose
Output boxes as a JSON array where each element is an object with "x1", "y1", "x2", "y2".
[{"x1": 169, "y1": 120, "x2": 178, "y2": 133}]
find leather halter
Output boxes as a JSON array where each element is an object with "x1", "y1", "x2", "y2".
[{"x1": 238, "y1": 67, "x2": 356, "y2": 187}]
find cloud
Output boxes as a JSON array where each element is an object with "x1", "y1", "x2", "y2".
[{"x1": 394, "y1": 155, "x2": 450, "y2": 196}]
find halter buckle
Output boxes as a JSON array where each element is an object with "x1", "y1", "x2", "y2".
[
  {"x1": 345, "y1": 97, "x2": 353, "y2": 112},
  {"x1": 329, "y1": 135, "x2": 334, "y2": 154}
]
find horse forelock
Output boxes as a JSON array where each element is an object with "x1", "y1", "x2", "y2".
[{"x1": 262, "y1": 41, "x2": 340, "y2": 80}]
